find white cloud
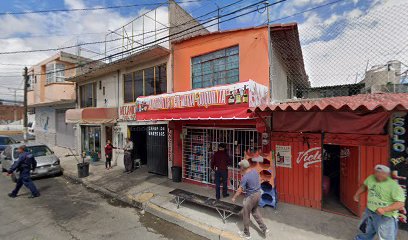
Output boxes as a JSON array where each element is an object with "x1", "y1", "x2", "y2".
[
  {"x1": 299, "y1": 0, "x2": 408, "y2": 87},
  {"x1": 64, "y1": 0, "x2": 86, "y2": 9},
  {"x1": 292, "y1": 0, "x2": 326, "y2": 8},
  {"x1": 0, "y1": 0, "x2": 171, "y2": 99}
]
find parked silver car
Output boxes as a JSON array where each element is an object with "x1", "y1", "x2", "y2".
[{"x1": 1, "y1": 144, "x2": 62, "y2": 180}]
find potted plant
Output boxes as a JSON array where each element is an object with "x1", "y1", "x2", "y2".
[{"x1": 90, "y1": 150, "x2": 99, "y2": 162}]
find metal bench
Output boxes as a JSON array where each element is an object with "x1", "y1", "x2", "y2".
[{"x1": 169, "y1": 189, "x2": 242, "y2": 223}]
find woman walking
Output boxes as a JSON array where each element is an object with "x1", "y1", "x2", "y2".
[{"x1": 105, "y1": 140, "x2": 114, "y2": 169}]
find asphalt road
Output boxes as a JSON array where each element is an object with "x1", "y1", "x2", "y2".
[{"x1": 0, "y1": 174, "x2": 207, "y2": 240}]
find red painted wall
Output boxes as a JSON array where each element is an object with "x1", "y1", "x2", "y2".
[{"x1": 271, "y1": 132, "x2": 389, "y2": 216}]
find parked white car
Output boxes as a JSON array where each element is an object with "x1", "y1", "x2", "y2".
[{"x1": 1, "y1": 143, "x2": 62, "y2": 181}]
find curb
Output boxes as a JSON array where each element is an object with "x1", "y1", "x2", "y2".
[{"x1": 61, "y1": 173, "x2": 241, "y2": 240}]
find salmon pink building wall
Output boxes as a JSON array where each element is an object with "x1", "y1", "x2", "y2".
[{"x1": 172, "y1": 27, "x2": 270, "y2": 92}]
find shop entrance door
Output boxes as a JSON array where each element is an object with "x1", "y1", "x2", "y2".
[
  {"x1": 339, "y1": 146, "x2": 360, "y2": 215},
  {"x1": 146, "y1": 125, "x2": 168, "y2": 176}
]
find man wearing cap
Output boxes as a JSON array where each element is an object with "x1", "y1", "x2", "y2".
[
  {"x1": 211, "y1": 143, "x2": 232, "y2": 200},
  {"x1": 354, "y1": 164, "x2": 405, "y2": 240},
  {"x1": 7, "y1": 145, "x2": 40, "y2": 198},
  {"x1": 232, "y1": 159, "x2": 269, "y2": 239}
]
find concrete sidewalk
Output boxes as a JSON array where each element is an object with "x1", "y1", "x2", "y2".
[{"x1": 54, "y1": 147, "x2": 407, "y2": 240}]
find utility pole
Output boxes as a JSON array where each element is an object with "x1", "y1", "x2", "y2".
[
  {"x1": 265, "y1": 1, "x2": 274, "y2": 100},
  {"x1": 217, "y1": 5, "x2": 220, "y2": 31},
  {"x1": 23, "y1": 67, "x2": 29, "y2": 143}
]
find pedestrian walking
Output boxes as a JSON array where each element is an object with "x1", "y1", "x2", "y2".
[
  {"x1": 232, "y1": 159, "x2": 269, "y2": 239},
  {"x1": 354, "y1": 164, "x2": 405, "y2": 240},
  {"x1": 105, "y1": 140, "x2": 114, "y2": 170},
  {"x1": 123, "y1": 138, "x2": 134, "y2": 173},
  {"x1": 211, "y1": 143, "x2": 232, "y2": 200},
  {"x1": 7, "y1": 145, "x2": 40, "y2": 198}
]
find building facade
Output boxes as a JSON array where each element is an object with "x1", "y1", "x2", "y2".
[
  {"x1": 66, "y1": 0, "x2": 206, "y2": 172},
  {"x1": 135, "y1": 24, "x2": 306, "y2": 186},
  {"x1": 27, "y1": 51, "x2": 89, "y2": 148}
]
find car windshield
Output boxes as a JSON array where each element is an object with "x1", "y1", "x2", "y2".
[
  {"x1": 0, "y1": 137, "x2": 13, "y2": 145},
  {"x1": 13, "y1": 145, "x2": 53, "y2": 158}
]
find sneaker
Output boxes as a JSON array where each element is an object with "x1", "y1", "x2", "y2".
[
  {"x1": 223, "y1": 193, "x2": 230, "y2": 198},
  {"x1": 262, "y1": 229, "x2": 270, "y2": 237},
  {"x1": 238, "y1": 231, "x2": 251, "y2": 239},
  {"x1": 8, "y1": 193, "x2": 17, "y2": 198},
  {"x1": 28, "y1": 193, "x2": 40, "y2": 198}
]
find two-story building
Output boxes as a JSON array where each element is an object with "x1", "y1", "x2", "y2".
[
  {"x1": 28, "y1": 51, "x2": 89, "y2": 149},
  {"x1": 135, "y1": 24, "x2": 307, "y2": 186},
  {"x1": 65, "y1": 1, "x2": 208, "y2": 173}
]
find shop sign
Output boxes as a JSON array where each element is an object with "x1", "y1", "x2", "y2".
[
  {"x1": 119, "y1": 105, "x2": 137, "y2": 121},
  {"x1": 135, "y1": 80, "x2": 268, "y2": 112},
  {"x1": 296, "y1": 147, "x2": 322, "y2": 168},
  {"x1": 390, "y1": 113, "x2": 408, "y2": 227},
  {"x1": 276, "y1": 145, "x2": 292, "y2": 168}
]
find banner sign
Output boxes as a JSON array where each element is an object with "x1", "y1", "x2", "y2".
[
  {"x1": 276, "y1": 145, "x2": 292, "y2": 168},
  {"x1": 119, "y1": 105, "x2": 138, "y2": 121},
  {"x1": 135, "y1": 80, "x2": 268, "y2": 113},
  {"x1": 390, "y1": 113, "x2": 408, "y2": 228}
]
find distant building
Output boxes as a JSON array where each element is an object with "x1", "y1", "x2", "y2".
[
  {"x1": 361, "y1": 60, "x2": 408, "y2": 93},
  {"x1": 27, "y1": 51, "x2": 92, "y2": 148},
  {"x1": 300, "y1": 83, "x2": 365, "y2": 99}
]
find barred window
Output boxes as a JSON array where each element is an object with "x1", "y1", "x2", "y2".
[{"x1": 192, "y1": 46, "x2": 239, "y2": 89}]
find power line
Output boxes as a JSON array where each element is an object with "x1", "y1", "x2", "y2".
[
  {"x1": 2, "y1": 0, "x2": 287, "y2": 79},
  {"x1": 266, "y1": 0, "x2": 346, "y2": 24},
  {"x1": 0, "y1": 0, "x2": 246, "y2": 55},
  {"x1": 0, "y1": 0, "x2": 207, "y2": 15}
]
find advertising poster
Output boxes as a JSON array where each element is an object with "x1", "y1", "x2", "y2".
[
  {"x1": 276, "y1": 145, "x2": 292, "y2": 168},
  {"x1": 390, "y1": 113, "x2": 408, "y2": 229}
]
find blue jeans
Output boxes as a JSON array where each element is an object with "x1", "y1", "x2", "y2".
[
  {"x1": 215, "y1": 170, "x2": 228, "y2": 200},
  {"x1": 11, "y1": 171, "x2": 40, "y2": 196},
  {"x1": 355, "y1": 209, "x2": 398, "y2": 240}
]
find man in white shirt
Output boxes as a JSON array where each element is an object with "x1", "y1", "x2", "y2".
[{"x1": 123, "y1": 138, "x2": 134, "y2": 173}]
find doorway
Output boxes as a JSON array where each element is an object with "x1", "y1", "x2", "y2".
[
  {"x1": 129, "y1": 124, "x2": 168, "y2": 176},
  {"x1": 129, "y1": 126, "x2": 147, "y2": 164},
  {"x1": 322, "y1": 144, "x2": 359, "y2": 216}
]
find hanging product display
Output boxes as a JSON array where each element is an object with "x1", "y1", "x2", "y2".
[{"x1": 183, "y1": 127, "x2": 261, "y2": 190}]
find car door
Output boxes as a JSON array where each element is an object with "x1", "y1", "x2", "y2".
[{"x1": 2, "y1": 146, "x2": 13, "y2": 170}]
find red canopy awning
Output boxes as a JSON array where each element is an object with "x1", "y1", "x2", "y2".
[
  {"x1": 132, "y1": 80, "x2": 269, "y2": 121},
  {"x1": 249, "y1": 93, "x2": 408, "y2": 112},
  {"x1": 136, "y1": 104, "x2": 251, "y2": 121},
  {"x1": 66, "y1": 108, "x2": 118, "y2": 124}
]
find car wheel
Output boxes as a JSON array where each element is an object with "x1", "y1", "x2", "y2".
[{"x1": 55, "y1": 171, "x2": 63, "y2": 177}]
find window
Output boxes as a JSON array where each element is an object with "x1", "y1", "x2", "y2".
[
  {"x1": 46, "y1": 63, "x2": 65, "y2": 83},
  {"x1": 28, "y1": 75, "x2": 34, "y2": 90},
  {"x1": 80, "y1": 82, "x2": 97, "y2": 108},
  {"x1": 192, "y1": 46, "x2": 239, "y2": 89},
  {"x1": 124, "y1": 73, "x2": 133, "y2": 103},
  {"x1": 123, "y1": 64, "x2": 167, "y2": 103},
  {"x1": 14, "y1": 145, "x2": 53, "y2": 158}
]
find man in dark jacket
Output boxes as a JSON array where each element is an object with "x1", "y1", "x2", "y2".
[
  {"x1": 211, "y1": 143, "x2": 232, "y2": 200},
  {"x1": 7, "y1": 145, "x2": 40, "y2": 198}
]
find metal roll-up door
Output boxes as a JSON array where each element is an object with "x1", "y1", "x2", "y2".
[
  {"x1": 146, "y1": 125, "x2": 168, "y2": 175},
  {"x1": 56, "y1": 110, "x2": 75, "y2": 149}
]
